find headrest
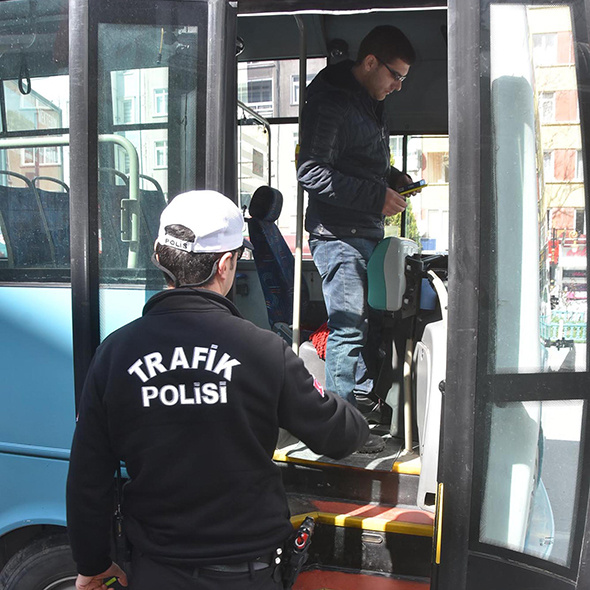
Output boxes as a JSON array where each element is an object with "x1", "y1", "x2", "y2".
[{"x1": 249, "y1": 186, "x2": 283, "y2": 222}]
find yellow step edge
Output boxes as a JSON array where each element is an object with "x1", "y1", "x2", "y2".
[
  {"x1": 290, "y1": 511, "x2": 433, "y2": 538},
  {"x1": 273, "y1": 450, "x2": 422, "y2": 475}
]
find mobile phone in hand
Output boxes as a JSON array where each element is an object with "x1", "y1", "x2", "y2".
[{"x1": 397, "y1": 179, "x2": 427, "y2": 196}]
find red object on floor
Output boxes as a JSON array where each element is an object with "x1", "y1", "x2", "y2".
[{"x1": 294, "y1": 570, "x2": 429, "y2": 590}]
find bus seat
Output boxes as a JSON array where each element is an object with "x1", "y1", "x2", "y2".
[
  {"x1": 0, "y1": 172, "x2": 56, "y2": 267},
  {"x1": 33, "y1": 176, "x2": 70, "y2": 267},
  {"x1": 138, "y1": 174, "x2": 167, "y2": 267},
  {"x1": 246, "y1": 185, "x2": 310, "y2": 335}
]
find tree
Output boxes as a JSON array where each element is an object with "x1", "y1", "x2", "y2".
[{"x1": 384, "y1": 200, "x2": 421, "y2": 245}]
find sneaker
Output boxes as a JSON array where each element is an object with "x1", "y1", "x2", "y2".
[{"x1": 356, "y1": 433, "x2": 385, "y2": 454}]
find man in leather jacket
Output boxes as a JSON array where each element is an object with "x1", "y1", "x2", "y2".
[
  {"x1": 66, "y1": 191, "x2": 369, "y2": 590},
  {"x1": 297, "y1": 26, "x2": 416, "y2": 453}
]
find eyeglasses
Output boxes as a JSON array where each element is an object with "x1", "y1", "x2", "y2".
[{"x1": 375, "y1": 56, "x2": 407, "y2": 82}]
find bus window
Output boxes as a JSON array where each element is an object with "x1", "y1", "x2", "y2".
[
  {"x1": 0, "y1": 2, "x2": 70, "y2": 281},
  {"x1": 96, "y1": 8, "x2": 206, "y2": 340},
  {"x1": 238, "y1": 59, "x2": 325, "y2": 259},
  {"x1": 488, "y1": 4, "x2": 586, "y2": 375},
  {"x1": 477, "y1": 1, "x2": 587, "y2": 573},
  {"x1": 388, "y1": 134, "x2": 450, "y2": 252},
  {"x1": 238, "y1": 101, "x2": 270, "y2": 211},
  {"x1": 4, "y1": 77, "x2": 68, "y2": 133}
]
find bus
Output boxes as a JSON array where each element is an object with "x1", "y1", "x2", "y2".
[{"x1": 0, "y1": 0, "x2": 589, "y2": 589}]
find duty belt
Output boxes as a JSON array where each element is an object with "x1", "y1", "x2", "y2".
[{"x1": 198, "y1": 549, "x2": 282, "y2": 574}]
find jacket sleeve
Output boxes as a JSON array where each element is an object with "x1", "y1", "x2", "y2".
[
  {"x1": 66, "y1": 357, "x2": 119, "y2": 576},
  {"x1": 277, "y1": 342, "x2": 369, "y2": 459},
  {"x1": 388, "y1": 167, "x2": 410, "y2": 189},
  {"x1": 297, "y1": 92, "x2": 387, "y2": 214}
]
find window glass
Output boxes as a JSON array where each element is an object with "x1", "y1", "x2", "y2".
[
  {"x1": 387, "y1": 135, "x2": 449, "y2": 253},
  {"x1": 533, "y1": 33, "x2": 558, "y2": 65},
  {"x1": 97, "y1": 17, "x2": 204, "y2": 339},
  {"x1": 490, "y1": 3, "x2": 586, "y2": 374},
  {"x1": 238, "y1": 102, "x2": 270, "y2": 212},
  {"x1": 480, "y1": 399, "x2": 584, "y2": 566},
  {"x1": 4, "y1": 76, "x2": 68, "y2": 133},
  {"x1": 0, "y1": 1, "x2": 70, "y2": 279},
  {"x1": 237, "y1": 58, "x2": 325, "y2": 118}
]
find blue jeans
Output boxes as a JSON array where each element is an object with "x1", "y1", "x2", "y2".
[{"x1": 309, "y1": 237, "x2": 379, "y2": 406}]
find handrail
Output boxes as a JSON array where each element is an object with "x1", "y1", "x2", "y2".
[
  {"x1": 0, "y1": 134, "x2": 141, "y2": 267},
  {"x1": 292, "y1": 15, "x2": 307, "y2": 355},
  {"x1": 237, "y1": 100, "x2": 272, "y2": 186}
]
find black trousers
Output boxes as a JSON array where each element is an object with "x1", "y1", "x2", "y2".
[{"x1": 128, "y1": 553, "x2": 284, "y2": 590}]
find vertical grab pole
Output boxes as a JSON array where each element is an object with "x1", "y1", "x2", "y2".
[{"x1": 292, "y1": 15, "x2": 307, "y2": 355}]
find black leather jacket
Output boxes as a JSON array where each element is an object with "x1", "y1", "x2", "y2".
[{"x1": 297, "y1": 60, "x2": 404, "y2": 240}]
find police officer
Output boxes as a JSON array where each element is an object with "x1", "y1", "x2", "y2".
[{"x1": 66, "y1": 190, "x2": 369, "y2": 590}]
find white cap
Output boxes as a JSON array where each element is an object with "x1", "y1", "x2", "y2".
[{"x1": 156, "y1": 190, "x2": 247, "y2": 253}]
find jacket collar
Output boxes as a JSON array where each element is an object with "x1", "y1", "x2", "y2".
[
  {"x1": 311, "y1": 59, "x2": 384, "y2": 120},
  {"x1": 143, "y1": 287, "x2": 243, "y2": 318}
]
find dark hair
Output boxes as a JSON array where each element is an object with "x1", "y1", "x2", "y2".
[
  {"x1": 155, "y1": 224, "x2": 240, "y2": 288},
  {"x1": 356, "y1": 25, "x2": 416, "y2": 66}
]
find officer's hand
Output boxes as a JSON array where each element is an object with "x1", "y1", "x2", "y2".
[
  {"x1": 382, "y1": 187, "x2": 408, "y2": 216},
  {"x1": 75, "y1": 562, "x2": 128, "y2": 589}
]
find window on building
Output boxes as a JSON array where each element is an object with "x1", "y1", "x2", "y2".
[
  {"x1": 20, "y1": 146, "x2": 61, "y2": 166},
  {"x1": 544, "y1": 150, "x2": 555, "y2": 180},
  {"x1": 533, "y1": 33, "x2": 558, "y2": 65},
  {"x1": 574, "y1": 208, "x2": 586, "y2": 235},
  {"x1": 39, "y1": 146, "x2": 60, "y2": 165},
  {"x1": 21, "y1": 148, "x2": 35, "y2": 166},
  {"x1": 425, "y1": 152, "x2": 449, "y2": 184},
  {"x1": 389, "y1": 136, "x2": 404, "y2": 169},
  {"x1": 123, "y1": 98, "x2": 135, "y2": 124},
  {"x1": 155, "y1": 140, "x2": 168, "y2": 168},
  {"x1": 154, "y1": 88, "x2": 168, "y2": 116},
  {"x1": 575, "y1": 150, "x2": 584, "y2": 181},
  {"x1": 290, "y1": 73, "x2": 316, "y2": 105},
  {"x1": 539, "y1": 92, "x2": 555, "y2": 123},
  {"x1": 238, "y1": 79, "x2": 273, "y2": 115}
]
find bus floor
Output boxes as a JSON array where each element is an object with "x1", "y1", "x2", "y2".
[
  {"x1": 294, "y1": 569, "x2": 430, "y2": 589},
  {"x1": 274, "y1": 424, "x2": 420, "y2": 473}
]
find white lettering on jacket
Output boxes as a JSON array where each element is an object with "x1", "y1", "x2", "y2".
[
  {"x1": 141, "y1": 381, "x2": 228, "y2": 408},
  {"x1": 128, "y1": 345, "x2": 240, "y2": 383}
]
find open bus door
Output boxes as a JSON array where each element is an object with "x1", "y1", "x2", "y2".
[{"x1": 439, "y1": 0, "x2": 590, "y2": 587}]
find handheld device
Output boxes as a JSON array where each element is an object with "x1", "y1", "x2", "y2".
[{"x1": 397, "y1": 179, "x2": 427, "y2": 196}]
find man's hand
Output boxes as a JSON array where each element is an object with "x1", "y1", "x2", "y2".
[
  {"x1": 394, "y1": 173, "x2": 423, "y2": 197},
  {"x1": 76, "y1": 562, "x2": 128, "y2": 590},
  {"x1": 382, "y1": 187, "x2": 408, "y2": 216}
]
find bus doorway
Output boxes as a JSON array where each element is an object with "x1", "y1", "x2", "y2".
[{"x1": 0, "y1": 0, "x2": 589, "y2": 589}]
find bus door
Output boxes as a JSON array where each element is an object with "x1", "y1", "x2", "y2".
[
  {"x1": 439, "y1": 0, "x2": 590, "y2": 587},
  {"x1": 70, "y1": 0, "x2": 237, "y2": 393}
]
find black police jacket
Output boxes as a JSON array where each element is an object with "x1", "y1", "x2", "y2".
[
  {"x1": 297, "y1": 59, "x2": 404, "y2": 240},
  {"x1": 66, "y1": 288, "x2": 369, "y2": 576}
]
